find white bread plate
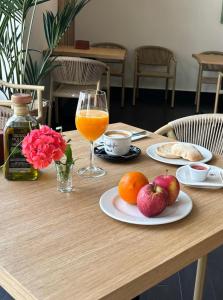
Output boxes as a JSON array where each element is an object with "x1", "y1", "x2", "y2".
[{"x1": 146, "y1": 142, "x2": 212, "y2": 166}]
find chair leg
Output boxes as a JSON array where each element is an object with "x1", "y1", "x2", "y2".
[
  {"x1": 107, "y1": 88, "x2": 110, "y2": 110},
  {"x1": 132, "y1": 73, "x2": 137, "y2": 106},
  {"x1": 214, "y1": 74, "x2": 222, "y2": 113},
  {"x1": 121, "y1": 76, "x2": 125, "y2": 107},
  {"x1": 106, "y1": 69, "x2": 110, "y2": 110},
  {"x1": 195, "y1": 66, "x2": 202, "y2": 113},
  {"x1": 55, "y1": 97, "x2": 59, "y2": 124},
  {"x1": 171, "y1": 76, "x2": 176, "y2": 108},
  {"x1": 136, "y1": 76, "x2": 139, "y2": 99},
  {"x1": 193, "y1": 255, "x2": 208, "y2": 300},
  {"x1": 47, "y1": 100, "x2": 53, "y2": 126},
  {"x1": 165, "y1": 78, "x2": 169, "y2": 100}
]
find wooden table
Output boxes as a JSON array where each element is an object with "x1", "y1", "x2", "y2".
[
  {"x1": 0, "y1": 123, "x2": 223, "y2": 300},
  {"x1": 192, "y1": 53, "x2": 223, "y2": 113},
  {"x1": 52, "y1": 46, "x2": 127, "y2": 61},
  {"x1": 193, "y1": 53, "x2": 223, "y2": 66}
]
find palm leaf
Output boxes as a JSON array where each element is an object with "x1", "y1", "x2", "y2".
[
  {"x1": 0, "y1": 14, "x2": 9, "y2": 39},
  {"x1": 43, "y1": 0, "x2": 91, "y2": 49},
  {"x1": 1, "y1": 0, "x2": 91, "y2": 98},
  {"x1": 25, "y1": 51, "x2": 59, "y2": 85},
  {"x1": 0, "y1": 0, "x2": 50, "y2": 22}
]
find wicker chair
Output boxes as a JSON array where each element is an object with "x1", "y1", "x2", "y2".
[
  {"x1": 133, "y1": 46, "x2": 177, "y2": 107},
  {"x1": 155, "y1": 113, "x2": 223, "y2": 298},
  {"x1": 0, "y1": 106, "x2": 12, "y2": 128},
  {"x1": 91, "y1": 42, "x2": 127, "y2": 107},
  {"x1": 0, "y1": 81, "x2": 45, "y2": 124},
  {"x1": 49, "y1": 56, "x2": 110, "y2": 125},
  {"x1": 194, "y1": 51, "x2": 223, "y2": 113},
  {"x1": 214, "y1": 72, "x2": 223, "y2": 113},
  {"x1": 155, "y1": 113, "x2": 223, "y2": 155},
  {"x1": 0, "y1": 106, "x2": 13, "y2": 164}
]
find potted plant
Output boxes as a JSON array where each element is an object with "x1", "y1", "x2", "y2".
[{"x1": 0, "y1": 0, "x2": 90, "y2": 100}]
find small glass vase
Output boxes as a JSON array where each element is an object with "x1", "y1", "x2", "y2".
[{"x1": 55, "y1": 161, "x2": 74, "y2": 192}]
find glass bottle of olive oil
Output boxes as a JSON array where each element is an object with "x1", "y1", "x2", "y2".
[{"x1": 3, "y1": 94, "x2": 38, "y2": 180}]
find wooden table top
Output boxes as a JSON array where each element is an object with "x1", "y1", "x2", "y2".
[
  {"x1": 0, "y1": 123, "x2": 223, "y2": 300},
  {"x1": 52, "y1": 46, "x2": 127, "y2": 61},
  {"x1": 192, "y1": 53, "x2": 223, "y2": 65}
]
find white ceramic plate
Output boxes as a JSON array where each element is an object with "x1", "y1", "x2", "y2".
[
  {"x1": 176, "y1": 165, "x2": 223, "y2": 189},
  {"x1": 146, "y1": 142, "x2": 212, "y2": 166},
  {"x1": 99, "y1": 187, "x2": 193, "y2": 225}
]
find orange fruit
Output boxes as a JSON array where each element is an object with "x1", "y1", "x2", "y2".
[{"x1": 118, "y1": 172, "x2": 149, "y2": 205}]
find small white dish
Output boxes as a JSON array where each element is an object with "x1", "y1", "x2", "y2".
[
  {"x1": 146, "y1": 142, "x2": 212, "y2": 166},
  {"x1": 176, "y1": 165, "x2": 223, "y2": 189},
  {"x1": 187, "y1": 163, "x2": 211, "y2": 182},
  {"x1": 99, "y1": 187, "x2": 193, "y2": 225}
]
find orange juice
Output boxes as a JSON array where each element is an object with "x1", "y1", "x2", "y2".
[{"x1": 75, "y1": 109, "x2": 109, "y2": 141}]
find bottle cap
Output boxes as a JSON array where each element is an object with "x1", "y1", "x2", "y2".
[{"x1": 11, "y1": 93, "x2": 32, "y2": 104}]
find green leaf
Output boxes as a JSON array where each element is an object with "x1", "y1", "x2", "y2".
[
  {"x1": 0, "y1": 0, "x2": 91, "y2": 97},
  {"x1": 0, "y1": 0, "x2": 50, "y2": 22},
  {"x1": 24, "y1": 51, "x2": 60, "y2": 85},
  {"x1": 43, "y1": 0, "x2": 90, "y2": 49},
  {"x1": 65, "y1": 144, "x2": 73, "y2": 165}
]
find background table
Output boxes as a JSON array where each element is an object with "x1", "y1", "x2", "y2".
[
  {"x1": 192, "y1": 53, "x2": 223, "y2": 113},
  {"x1": 0, "y1": 123, "x2": 223, "y2": 300},
  {"x1": 193, "y1": 53, "x2": 223, "y2": 66},
  {"x1": 52, "y1": 46, "x2": 127, "y2": 61}
]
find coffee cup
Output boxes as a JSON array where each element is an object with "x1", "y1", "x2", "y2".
[
  {"x1": 103, "y1": 130, "x2": 132, "y2": 156},
  {"x1": 187, "y1": 163, "x2": 211, "y2": 182}
]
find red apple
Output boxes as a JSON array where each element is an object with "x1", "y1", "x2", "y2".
[
  {"x1": 153, "y1": 175, "x2": 180, "y2": 206},
  {"x1": 137, "y1": 184, "x2": 168, "y2": 217}
]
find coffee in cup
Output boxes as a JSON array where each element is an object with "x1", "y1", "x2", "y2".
[{"x1": 103, "y1": 130, "x2": 132, "y2": 156}]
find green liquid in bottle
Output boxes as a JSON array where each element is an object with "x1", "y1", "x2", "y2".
[{"x1": 3, "y1": 94, "x2": 39, "y2": 181}]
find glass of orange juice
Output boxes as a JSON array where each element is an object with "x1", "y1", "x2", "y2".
[{"x1": 75, "y1": 90, "x2": 109, "y2": 177}]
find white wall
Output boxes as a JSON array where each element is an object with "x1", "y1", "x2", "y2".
[
  {"x1": 29, "y1": 0, "x2": 57, "y2": 51},
  {"x1": 28, "y1": 0, "x2": 57, "y2": 99},
  {"x1": 76, "y1": 0, "x2": 223, "y2": 92}
]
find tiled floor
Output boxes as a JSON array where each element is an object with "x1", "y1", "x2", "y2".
[
  {"x1": 140, "y1": 244, "x2": 223, "y2": 300},
  {"x1": 1, "y1": 88, "x2": 222, "y2": 300},
  {"x1": 54, "y1": 87, "x2": 222, "y2": 132}
]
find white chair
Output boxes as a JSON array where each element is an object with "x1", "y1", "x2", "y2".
[
  {"x1": 49, "y1": 56, "x2": 110, "y2": 125},
  {"x1": 0, "y1": 106, "x2": 13, "y2": 131},
  {"x1": 155, "y1": 113, "x2": 223, "y2": 155},
  {"x1": 0, "y1": 81, "x2": 45, "y2": 124},
  {"x1": 155, "y1": 113, "x2": 223, "y2": 300}
]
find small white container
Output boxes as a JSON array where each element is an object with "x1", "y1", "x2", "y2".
[
  {"x1": 188, "y1": 163, "x2": 211, "y2": 182},
  {"x1": 103, "y1": 130, "x2": 132, "y2": 156}
]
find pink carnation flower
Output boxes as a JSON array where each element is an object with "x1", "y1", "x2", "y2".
[{"x1": 22, "y1": 125, "x2": 67, "y2": 169}]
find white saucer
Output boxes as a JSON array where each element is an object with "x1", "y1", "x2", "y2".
[
  {"x1": 99, "y1": 187, "x2": 193, "y2": 225},
  {"x1": 176, "y1": 165, "x2": 223, "y2": 189}
]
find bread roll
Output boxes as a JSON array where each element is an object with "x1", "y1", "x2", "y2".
[
  {"x1": 156, "y1": 142, "x2": 204, "y2": 161},
  {"x1": 156, "y1": 143, "x2": 181, "y2": 159},
  {"x1": 171, "y1": 143, "x2": 203, "y2": 161}
]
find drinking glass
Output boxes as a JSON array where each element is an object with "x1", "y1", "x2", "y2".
[{"x1": 75, "y1": 90, "x2": 109, "y2": 177}]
